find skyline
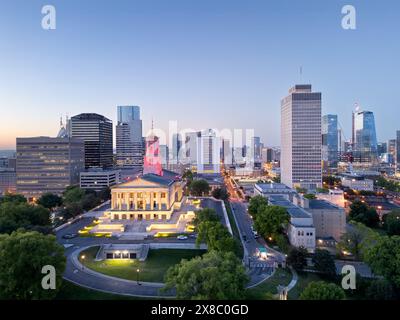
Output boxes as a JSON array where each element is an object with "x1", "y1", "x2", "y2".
[{"x1": 1, "y1": 0, "x2": 400, "y2": 148}]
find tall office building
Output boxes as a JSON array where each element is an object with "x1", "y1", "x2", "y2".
[
  {"x1": 353, "y1": 110, "x2": 378, "y2": 161},
  {"x1": 396, "y1": 131, "x2": 400, "y2": 173},
  {"x1": 377, "y1": 142, "x2": 387, "y2": 156},
  {"x1": 184, "y1": 132, "x2": 200, "y2": 166},
  {"x1": 252, "y1": 136, "x2": 262, "y2": 161},
  {"x1": 69, "y1": 113, "x2": 113, "y2": 169},
  {"x1": 115, "y1": 106, "x2": 143, "y2": 170},
  {"x1": 222, "y1": 139, "x2": 233, "y2": 166},
  {"x1": 159, "y1": 145, "x2": 169, "y2": 166},
  {"x1": 16, "y1": 137, "x2": 85, "y2": 201},
  {"x1": 197, "y1": 129, "x2": 221, "y2": 174},
  {"x1": 322, "y1": 114, "x2": 339, "y2": 168},
  {"x1": 171, "y1": 133, "x2": 182, "y2": 165},
  {"x1": 281, "y1": 84, "x2": 322, "y2": 190}
]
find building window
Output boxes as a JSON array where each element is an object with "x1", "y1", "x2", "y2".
[{"x1": 161, "y1": 192, "x2": 166, "y2": 198}]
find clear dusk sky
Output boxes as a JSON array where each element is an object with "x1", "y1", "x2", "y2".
[{"x1": 0, "y1": 0, "x2": 399, "y2": 149}]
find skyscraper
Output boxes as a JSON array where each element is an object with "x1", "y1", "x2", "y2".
[
  {"x1": 16, "y1": 137, "x2": 85, "y2": 201},
  {"x1": 281, "y1": 84, "x2": 322, "y2": 190},
  {"x1": 252, "y1": 136, "x2": 262, "y2": 161},
  {"x1": 322, "y1": 114, "x2": 339, "y2": 168},
  {"x1": 197, "y1": 129, "x2": 221, "y2": 174},
  {"x1": 116, "y1": 106, "x2": 143, "y2": 170},
  {"x1": 69, "y1": 113, "x2": 113, "y2": 169},
  {"x1": 171, "y1": 133, "x2": 182, "y2": 165},
  {"x1": 184, "y1": 132, "x2": 200, "y2": 166},
  {"x1": 353, "y1": 110, "x2": 378, "y2": 161},
  {"x1": 222, "y1": 139, "x2": 232, "y2": 166},
  {"x1": 396, "y1": 131, "x2": 400, "y2": 173},
  {"x1": 143, "y1": 134, "x2": 163, "y2": 176}
]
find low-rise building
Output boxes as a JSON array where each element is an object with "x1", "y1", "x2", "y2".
[
  {"x1": 80, "y1": 169, "x2": 121, "y2": 191},
  {"x1": 341, "y1": 173, "x2": 374, "y2": 191},
  {"x1": 254, "y1": 183, "x2": 297, "y2": 201},
  {"x1": 268, "y1": 195, "x2": 315, "y2": 252}
]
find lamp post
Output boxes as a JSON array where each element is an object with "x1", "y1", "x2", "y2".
[
  {"x1": 136, "y1": 268, "x2": 141, "y2": 285},
  {"x1": 81, "y1": 255, "x2": 85, "y2": 270}
]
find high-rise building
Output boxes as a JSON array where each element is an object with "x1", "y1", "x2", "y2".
[
  {"x1": 222, "y1": 139, "x2": 232, "y2": 166},
  {"x1": 143, "y1": 134, "x2": 163, "y2": 176},
  {"x1": 261, "y1": 147, "x2": 273, "y2": 163},
  {"x1": 388, "y1": 138, "x2": 396, "y2": 159},
  {"x1": 16, "y1": 137, "x2": 85, "y2": 201},
  {"x1": 171, "y1": 133, "x2": 182, "y2": 165},
  {"x1": 353, "y1": 110, "x2": 378, "y2": 161},
  {"x1": 396, "y1": 131, "x2": 400, "y2": 172},
  {"x1": 115, "y1": 106, "x2": 143, "y2": 170},
  {"x1": 281, "y1": 84, "x2": 322, "y2": 190},
  {"x1": 197, "y1": 129, "x2": 221, "y2": 174},
  {"x1": 377, "y1": 142, "x2": 388, "y2": 156},
  {"x1": 184, "y1": 132, "x2": 199, "y2": 165},
  {"x1": 159, "y1": 145, "x2": 169, "y2": 166},
  {"x1": 322, "y1": 114, "x2": 339, "y2": 168},
  {"x1": 252, "y1": 136, "x2": 262, "y2": 161},
  {"x1": 69, "y1": 113, "x2": 113, "y2": 169}
]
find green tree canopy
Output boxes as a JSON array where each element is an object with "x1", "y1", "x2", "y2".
[
  {"x1": 182, "y1": 170, "x2": 194, "y2": 182},
  {"x1": 253, "y1": 205, "x2": 290, "y2": 239},
  {"x1": 365, "y1": 235, "x2": 400, "y2": 288},
  {"x1": 189, "y1": 180, "x2": 210, "y2": 197},
  {"x1": 349, "y1": 200, "x2": 380, "y2": 228},
  {"x1": 299, "y1": 281, "x2": 345, "y2": 300},
  {"x1": 164, "y1": 250, "x2": 248, "y2": 300},
  {"x1": 37, "y1": 193, "x2": 63, "y2": 210},
  {"x1": 337, "y1": 221, "x2": 379, "y2": 260},
  {"x1": 0, "y1": 231, "x2": 66, "y2": 299},
  {"x1": 193, "y1": 208, "x2": 219, "y2": 226},
  {"x1": 0, "y1": 202, "x2": 51, "y2": 234},
  {"x1": 211, "y1": 187, "x2": 229, "y2": 201},
  {"x1": 0, "y1": 193, "x2": 27, "y2": 205},
  {"x1": 248, "y1": 195, "x2": 268, "y2": 218},
  {"x1": 312, "y1": 249, "x2": 337, "y2": 278},
  {"x1": 383, "y1": 210, "x2": 400, "y2": 236},
  {"x1": 63, "y1": 186, "x2": 85, "y2": 205},
  {"x1": 196, "y1": 221, "x2": 238, "y2": 254},
  {"x1": 365, "y1": 279, "x2": 395, "y2": 300},
  {"x1": 287, "y1": 246, "x2": 308, "y2": 271}
]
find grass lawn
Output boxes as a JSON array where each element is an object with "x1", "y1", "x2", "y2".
[
  {"x1": 79, "y1": 246, "x2": 205, "y2": 283},
  {"x1": 224, "y1": 200, "x2": 244, "y2": 259},
  {"x1": 56, "y1": 280, "x2": 142, "y2": 300},
  {"x1": 245, "y1": 268, "x2": 292, "y2": 300}
]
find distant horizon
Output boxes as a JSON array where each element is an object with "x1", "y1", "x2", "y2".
[{"x1": 1, "y1": 0, "x2": 400, "y2": 148}]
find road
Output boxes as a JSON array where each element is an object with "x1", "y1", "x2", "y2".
[{"x1": 230, "y1": 200, "x2": 286, "y2": 287}]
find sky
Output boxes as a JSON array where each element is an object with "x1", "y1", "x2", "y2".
[{"x1": 0, "y1": 0, "x2": 399, "y2": 149}]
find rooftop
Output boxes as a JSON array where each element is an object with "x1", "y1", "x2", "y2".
[
  {"x1": 308, "y1": 199, "x2": 340, "y2": 210},
  {"x1": 268, "y1": 195, "x2": 311, "y2": 219},
  {"x1": 255, "y1": 183, "x2": 295, "y2": 192}
]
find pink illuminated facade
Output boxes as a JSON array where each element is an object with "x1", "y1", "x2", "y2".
[{"x1": 143, "y1": 134, "x2": 163, "y2": 176}]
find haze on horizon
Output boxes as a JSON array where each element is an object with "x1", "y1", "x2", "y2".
[{"x1": 1, "y1": 0, "x2": 399, "y2": 149}]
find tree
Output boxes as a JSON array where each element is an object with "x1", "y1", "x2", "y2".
[
  {"x1": 303, "y1": 194, "x2": 316, "y2": 200},
  {"x1": 365, "y1": 235, "x2": 400, "y2": 288},
  {"x1": 193, "y1": 208, "x2": 219, "y2": 226},
  {"x1": 164, "y1": 250, "x2": 248, "y2": 299},
  {"x1": 248, "y1": 195, "x2": 268, "y2": 218},
  {"x1": 37, "y1": 193, "x2": 63, "y2": 210},
  {"x1": 98, "y1": 187, "x2": 111, "y2": 201},
  {"x1": 299, "y1": 281, "x2": 345, "y2": 300},
  {"x1": 63, "y1": 186, "x2": 85, "y2": 205},
  {"x1": 287, "y1": 247, "x2": 308, "y2": 271},
  {"x1": 189, "y1": 180, "x2": 210, "y2": 197},
  {"x1": 312, "y1": 249, "x2": 337, "y2": 278},
  {"x1": 0, "y1": 231, "x2": 66, "y2": 299},
  {"x1": 0, "y1": 202, "x2": 51, "y2": 234},
  {"x1": 64, "y1": 202, "x2": 83, "y2": 218},
  {"x1": 182, "y1": 169, "x2": 194, "y2": 182},
  {"x1": 348, "y1": 200, "x2": 379, "y2": 228},
  {"x1": 0, "y1": 193, "x2": 27, "y2": 205},
  {"x1": 337, "y1": 222, "x2": 379, "y2": 260},
  {"x1": 365, "y1": 279, "x2": 395, "y2": 300},
  {"x1": 253, "y1": 205, "x2": 290, "y2": 239},
  {"x1": 196, "y1": 221, "x2": 238, "y2": 253},
  {"x1": 211, "y1": 187, "x2": 229, "y2": 201},
  {"x1": 384, "y1": 210, "x2": 400, "y2": 236},
  {"x1": 81, "y1": 193, "x2": 101, "y2": 211}
]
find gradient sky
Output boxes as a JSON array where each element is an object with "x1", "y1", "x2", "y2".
[{"x1": 0, "y1": 0, "x2": 399, "y2": 149}]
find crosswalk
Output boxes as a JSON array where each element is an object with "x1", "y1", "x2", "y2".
[{"x1": 249, "y1": 264, "x2": 274, "y2": 276}]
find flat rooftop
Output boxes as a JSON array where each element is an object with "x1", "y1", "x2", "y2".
[
  {"x1": 309, "y1": 199, "x2": 340, "y2": 210},
  {"x1": 268, "y1": 195, "x2": 311, "y2": 219},
  {"x1": 255, "y1": 183, "x2": 294, "y2": 192}
]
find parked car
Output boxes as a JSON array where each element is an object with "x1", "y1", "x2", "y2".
[
  {"x1": 62, "y1": 233, "x2": 78, "y2": 239},
  {"x1": 177, "y1": 235, "x2": 188, "y2": 240}
]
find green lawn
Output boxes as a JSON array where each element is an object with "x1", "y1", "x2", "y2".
[
  {"x1": 79, "y1": 247, "x2": 205, "y2": 283},
  {"x1": 245, "y1": 268, "x2": 292, "y2": 300},
  {"x1": 287, "y1": 272, "x2": 325, "y2": 300},
  {"x1": 224, "y1": 200, "x2": 244, "y2": 258}
]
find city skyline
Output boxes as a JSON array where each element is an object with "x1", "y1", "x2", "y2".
[{"x1": 1, "y1": 0, "x2": 400, "y2": 149}]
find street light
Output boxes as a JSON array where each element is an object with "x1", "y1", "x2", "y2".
[
  {"x1": 136, "y1": 268, "x2": 141, "y2": 285},
  {"x1": 81, "y1": 255, "x2": 85, "y2": 270}
]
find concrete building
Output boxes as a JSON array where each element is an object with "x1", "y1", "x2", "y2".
[
  {"x1": 197, "y1": 129, "x2": 220, "y2": 174},
  {"x1": 0, "y1": 169, "x2": 16, "y2": 195},
  {"x1": 302, "y1": 198, "x2": 346, "y2": 242},
  {"x1": 159, "y1": 145, "x2": 169, "y2": 167},
  {"x1": 16, "y1": 137, "x2": 85, "y2": 201},
  {"x1": 222, "y1": 139, "x2": 233, "y2": 166},
  {"x1": 268, "y1": 195, "x2": 316, "y2": 252},
  {"x1": 341, "y1": 173, "x2": 374, "y2": 191},
  {"x1": 171, "y1": 133, "x2": 182, "y2": 165},
  {"x1": 281, "y1": 84, "x2": 322, "y2": 190},
  {"x1": 80, "y1": 169, "x2": 121, "y2": 191},
  {"x1": 69, "y1": 113, "x2": 113, "y2": 169},
  {"x1": 183, "y1": 131, "x2": 200, "y2": 167},
  {"x1": 116, "y1": 106, "x2": 144, "y2": 170},
  {"x1": 254, "y1": 183, "x2": 297, "y2": 201}
]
